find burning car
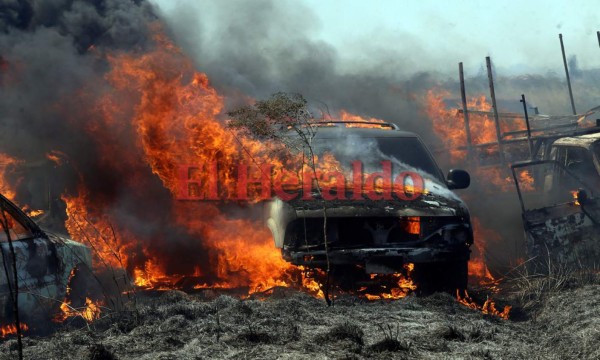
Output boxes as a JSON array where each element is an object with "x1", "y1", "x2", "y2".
[
  {"x1": 265, "y1": 121, "x2": 473, "y2": 292},
  {"x1": 0, "y1": 193, "x2": 93, "y2": 330}
]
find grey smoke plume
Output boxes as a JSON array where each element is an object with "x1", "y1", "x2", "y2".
[{"x1": 158, "y1": 0, "x2": 600, "y2": 137}]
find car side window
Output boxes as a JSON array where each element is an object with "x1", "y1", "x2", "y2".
[
  {"x1": 0, "y1": 209, "x2": 33, "y2": 241},
  {"x1": 562, "y1": 147, "x2": 600, "y2": 190}
]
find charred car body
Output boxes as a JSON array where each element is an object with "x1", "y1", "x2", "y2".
[
  {"x1": 265, "y1": 122, "x2": 473, "y2": 291},
  {"x1": 512, "y1": 130, "x2": 600, "y2": 272},
  {"x1": 0, "y1": 193, "x2": 93, "y2": 328}
]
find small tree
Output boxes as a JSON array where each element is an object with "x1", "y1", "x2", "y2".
[{"x1": 228, "y1": 92, "x2": 333, "y2": 305}]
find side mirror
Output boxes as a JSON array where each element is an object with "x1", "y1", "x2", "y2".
[{"x1": 447, "y1": 169, "x2": 470, "y2": 190}]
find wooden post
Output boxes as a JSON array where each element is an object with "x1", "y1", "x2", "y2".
[
  {"x1": 486, "y1": 56, "x2": 505, "y2": 165},
  {"x1": 459, "y1": 62, "x2": 473, "y2": 159},
  {"x1": 559, "y1": 33, "x2": 577, "y2": 115},
  {"x1": 520, "y1": 94, "x2": 534, "y2": 160},
  {"x1": 597, "y1": 31, "x2": 600, "y2": 48}
]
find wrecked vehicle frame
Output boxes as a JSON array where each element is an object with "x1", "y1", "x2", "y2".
[{"x1": 512, "y1": 159, "x2": 600, "y2": 272}]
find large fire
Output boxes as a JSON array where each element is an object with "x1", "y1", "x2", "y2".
[
  {"x1": 57, "y1": 28, "x2": 296, "y2": 293},
  {"x1": 0, "y1": 22, "x2": 515, "y2": 330},
  {"x1": 56, "y1": 26, "x2": 411, "y2": 297}
]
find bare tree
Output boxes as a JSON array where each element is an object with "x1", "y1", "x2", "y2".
[{"x1": 228, "y1": 92, "x2": 333, "y2": 305}]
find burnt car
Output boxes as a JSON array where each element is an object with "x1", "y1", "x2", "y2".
[
  {"x1": 0, "y1": 193, "x2": 93, "y2": 328},
  {"x1": 265, "y1": 122, "x2": 473, "y2": 291},
  {"x1": 511, "y1": 131, "x2": 600, "y2": 273}
]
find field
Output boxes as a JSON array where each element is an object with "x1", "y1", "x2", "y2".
[{"x1": 2, "y1": 273, "x2": 599, "y2": 360}]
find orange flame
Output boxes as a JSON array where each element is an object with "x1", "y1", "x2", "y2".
[
  {"x1": 1, "y1": 25, "x2": 427, "y2": 300},
  {"x1": 0, "y1": 323, "x2": 28, "y2": 338},
  {"x1": 45, "y1": 150, "x2": 67, "y2": 166},
  {"x1": 456, "y1": 290, "x2": 511, "y2": 320},
  {"x1": 54, "y1": 268, "x2": 102, "y2": 323},
  {"x1": 57, "y1": 297, "x2": 102, "y2": 322},
  {"x1": 56, "y1": 26, "x2": 301, "y2": 293},
  {"x1": 0, "y1": 153, "x2": 44, "y2": 215},
  {"x1": 0, "y1": 153, "x2": 20, "y2": 200},
  {"x1": 469, "y1": 218, "x2": 497, "y2": 282},
  {"x1": 571, "y1": 190, "x2": 580, "y2": 206},
  {"x1": 425, "y1": 89, "x2": 526, "y2": 162},
  {"x1": 364, "y1": 263, "x2": 416, "y2": 300}
]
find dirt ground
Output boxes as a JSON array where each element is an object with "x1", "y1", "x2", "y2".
[{"x1": 2, "y1": 277, "x2": 599, "y2": 360}]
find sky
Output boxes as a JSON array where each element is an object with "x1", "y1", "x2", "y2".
[{"x1": 151, "y1": 0, "x2": 600, "y2": 76}]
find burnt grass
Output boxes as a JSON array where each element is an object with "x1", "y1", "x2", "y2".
[{"x1": 2, "y1": 282, "x2": 600, "y2": 359}]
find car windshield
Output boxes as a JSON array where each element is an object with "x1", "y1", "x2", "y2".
[
  {"x1": 311, "y1": 135, "x2": 444, "y2": 182},
  {"x1": 0, "y1": 209, "x2": 33, "y2": 241}
]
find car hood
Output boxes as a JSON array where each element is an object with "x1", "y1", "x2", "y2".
[{"x1": 286, "y1": 191, "x2": 469, "y2": 218}]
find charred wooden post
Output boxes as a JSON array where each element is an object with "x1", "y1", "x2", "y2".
[
  {"x1": 485, "y1": 56, "x2": 505, "y2": 165},
  {"x1": 559, "y1": 33, "x2": 577, "y2": 115},
  {"x1": 520, "y1": 94, "x2": 534, "y2": 160},
  {"x1": 459, "y1": 62, "x2": 473, "y2": 161}
]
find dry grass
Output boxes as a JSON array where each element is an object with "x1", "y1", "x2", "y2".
[
  {"x1": 506, "y1": 257, "x2": 600, "y2": 313},
  {"x1": 3, "y1": 277, "x2": 600, "y2": 359}
]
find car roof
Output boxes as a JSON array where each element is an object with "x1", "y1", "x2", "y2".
[
  {"x1": 282, "y1": 122, "x2": 419, "y2": 139},
  {"x1": 553, "y1": 132, "x2": 600, "y2": 149}
]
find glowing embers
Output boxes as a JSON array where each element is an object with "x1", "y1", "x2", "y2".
[
  {"x1": 571, "y1": 190, "x2": 580, "y2": 206},
  {"x1": 296, "y1": 264, "x2": 416, "y2": 300},
  {"x1": 362, "y1": 264, "x2": 417, "y2": 300},
  {"x1": 399, "y1": 217, "x2": 420, "y2": 236}
]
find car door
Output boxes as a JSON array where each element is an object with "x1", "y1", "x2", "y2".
[{"x1": 0, "y1": 194, "x2": 57, "y2": 322}]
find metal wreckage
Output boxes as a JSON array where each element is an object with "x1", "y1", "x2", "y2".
[
  {"x1": 0, "y1": 192, "x2": 94, "y2": 328},
  {"x1": 512, "y1": 128, "x2": 600, "y2": 273},
  {"x1": 458, "y1": 97, "x2": 600, "y2": 273}
]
